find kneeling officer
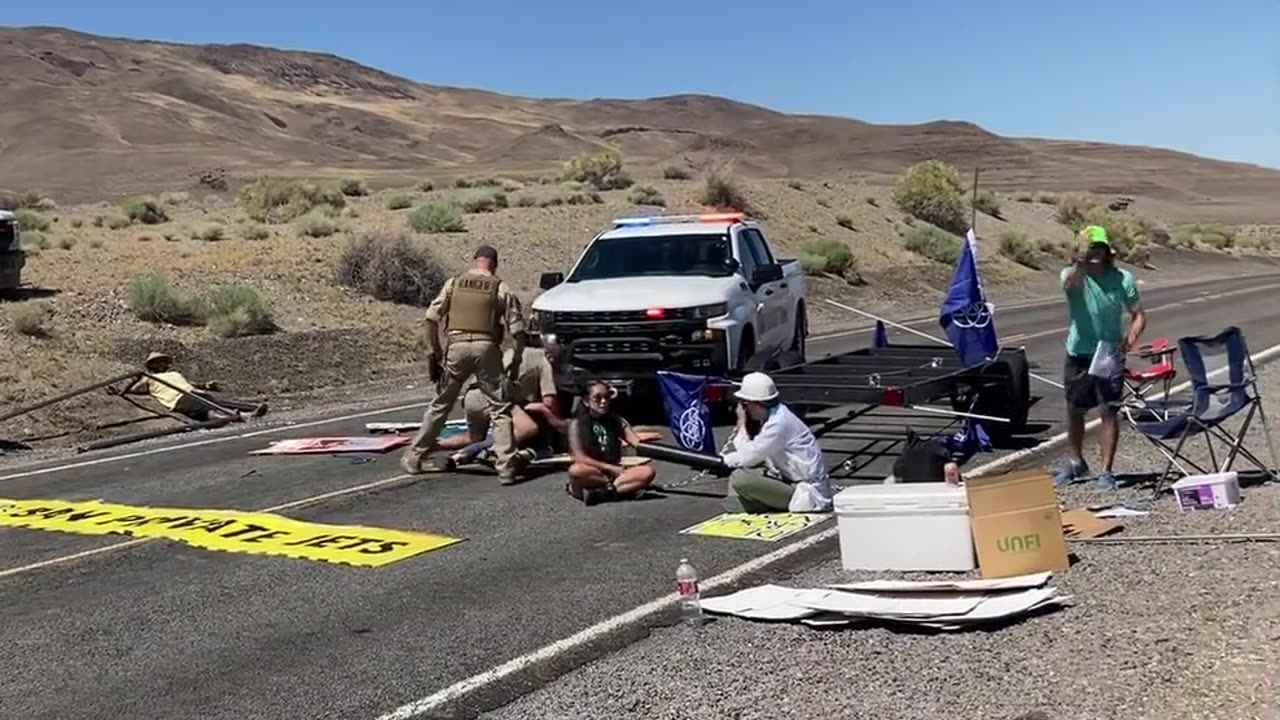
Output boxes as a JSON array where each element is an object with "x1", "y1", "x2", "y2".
[{"x1": 401, "y1": 245, "x2": 527, "y2": 483}]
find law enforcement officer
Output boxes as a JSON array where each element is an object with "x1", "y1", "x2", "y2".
[{"x1": 401, "y1": 245, "x2": 527, "y2": 483}]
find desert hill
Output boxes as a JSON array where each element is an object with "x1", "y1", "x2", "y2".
[{"x1": 1, "y1": 25, "x2": 1278, "y2": 222}]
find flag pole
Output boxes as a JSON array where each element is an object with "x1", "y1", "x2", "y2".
[{"x1": 971, "y1": 167, "x2": 980, "y2": 235}]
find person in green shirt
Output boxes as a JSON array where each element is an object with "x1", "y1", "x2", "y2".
[{"x1": 1052, "y1": 225, "x2": 1146, "y2": 490}]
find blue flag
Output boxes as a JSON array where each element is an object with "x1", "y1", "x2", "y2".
[
  {"x1": 656, "y1": 371, "x2": 717, "y2": 454},
  {"x1": 872, "y1": 320, "x2": 890, "y2": 348},
  {"x1": 939, "y1": 229, "x2": 998, "y2": 367}
]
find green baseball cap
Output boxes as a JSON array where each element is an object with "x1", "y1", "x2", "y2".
[{"x1": 1082, "y1": 225, "x2": 1109, "y2": 246}]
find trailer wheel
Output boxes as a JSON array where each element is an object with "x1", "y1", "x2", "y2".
[{"x1": 973, "y1": 350, "x2": 1031, "y2": 442}]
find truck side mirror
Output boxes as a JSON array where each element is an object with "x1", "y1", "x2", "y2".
[
  {"x1": 540, "y1": 272, "x2": 565, "y2": 290},
  {"x1": 722, "y1": 257, "x2": 741, "y2": 273},
  {"x1": 751, "y1": 264, "x2": 783, "y2": 285}
]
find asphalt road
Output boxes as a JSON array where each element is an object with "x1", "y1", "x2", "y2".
[{"x1": 3, "y1": 273, "x2": 1280, "y2": 720}]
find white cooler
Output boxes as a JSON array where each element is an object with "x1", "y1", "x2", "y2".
[{"x1": 834, "y1": 482, "x2": 976, "y2": 572}]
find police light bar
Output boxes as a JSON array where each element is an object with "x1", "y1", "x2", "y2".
[{"x1": 611, "y1": 212, "x2": 745, "y2": 227}]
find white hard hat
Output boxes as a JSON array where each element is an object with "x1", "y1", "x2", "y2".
[{"x1": 734, "y1": 372, "x2": 779, "y2": 402}]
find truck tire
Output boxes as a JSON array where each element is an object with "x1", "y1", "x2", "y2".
[
  {"x1": 789, "y1": 304, "x2": 807, "y2": 362},
  {"x1": 973, "y1": 350, "x2": 1031, "y2": 443}
]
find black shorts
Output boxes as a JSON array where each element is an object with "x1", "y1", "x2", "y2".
[{"x1": 1063, "y1": 354, "x2": 1124, "y2": 414}]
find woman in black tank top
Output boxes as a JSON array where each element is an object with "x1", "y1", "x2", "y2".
[{"x1": 566, "y1": 380, "x2": 658, "y2": 506}]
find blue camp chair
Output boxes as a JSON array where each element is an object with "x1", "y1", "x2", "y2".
[{"x1": 1125, "y1": 326, "x2": 1279, "y2": 495}]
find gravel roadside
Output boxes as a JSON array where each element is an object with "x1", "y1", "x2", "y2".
[{"x1": 483, "y1": 359, "x2": 1280, "y2": 720}]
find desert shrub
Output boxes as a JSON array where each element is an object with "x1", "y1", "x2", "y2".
[
  {"x1": 0, "y1": 191, "x2": 53, "y2": 211},
  {"x1": 892, "y1": 160, "x2": 968, "y2": 235},
  {"x1": 11, "y1": 302, "x2": 51, "y2": 338},
  {"x1": 56, "y1": 235, "x2": 76, "y2": 250},
  {"x1": 88, "y1": 238, "x2": 103, "y2": 249},
  {"x1": 786, "y1": 180, "x2": 805, "y2": 191},
  {"x1": 22, "y1": 231, "x2": 49, "y2": 252},
  {"x1": 835, "y1": 215, "x2": 855, "y2": 230},
  {"x1": 339, "y1": 178, "x2": 369, "y2": 197},
  {"x1": 452, "y1": 188, "x2": 508, "y2": 213},
  {"x1": 972, "y1": 189, "x2": 1003, "y2": 219},
  {"x1": 997, "y1": 230, "x2": 1038, "y2": 268},
  {"x1": 699, "y1": 171, "x2": 749, "y2": 211},
  {"x1": 91, "y1": 215, "x2": 105, "y2": 228},
  {"x1": 126, "y1": 273, "x2": 204, "y2": 326},
  {"x1": 904, "y1": 225, "x2": 963, "y2": 265},
  {"x1": 816, "y1": 197, "x2": 832, "y2": 208},
  {"x1": 105, "y1": 213, "x2": 132, "y2": 230},
  {"x1": 15, "y1": 208, "x2": 50, "y2": 232},
  {"x1": 160, "y1": 190, "x2": 189, "y2": 205},
  {"x1": 627, "y1": 185, "x2": 665, "y2": 206},
  {"x1": 1054, "y1": 193, "x2": 1096, "y2": 227},
  {"x1": 1014, "y1": 191, "x2": 1035, "y2": 203},
  {"x1": 386, "y1": 193, "x2": 414, "y2": 210},
  {"x1": 799, "y1": 238, "x2": 856, "y2": 279},
  {"x1": 515, "y1": 183, "x2": 603, "y2": 208},
  {"x1": 408, "y1": 202, "x2": 467, "y2": 234},
  {"x1": 1055, "y1": 203, "x2": 1159, "y2": 265},
  {"x1": 865, "y1": 196, "x2": 879, "y2": 207},
  {"x1": 204, "y1": 285, "x2": 278, "y2": 338},
  {"x1": 1172, "y1": 223, "x2": 1237, "y2": 251},
  {"x1": 241, "y1": 223, "x2": 271, "y2": 240},
  {"x1": 1036, "y1": 192, "x2": 1059, "y2": 205},
  {"x1": 336, "y1": 230, "x2": 449, "y2": 307},
  {"x1": 453, "y1": 177, "x2": 474, "y2": 189},
  {"x1": 417, "y1": 179, "x2": 435, "y2": 192},
  {"x1": 561, "y1": 149, "x2": 633, "y2": 191},
  {"x1": 663, "y1": 166, "x2": 692, "y2": 180},
  {"x1": 68, "y1": 218, "x2": 83, "y2": 229},
  {"x1": 190, "y1": 223, "x2": 227, "y2": 242},
  {"x1": 137, "y1": 234, "x2": 156, "y2": 243},
  {"x1": 238, "y1": 176, "x2": 346, "y2": 224},
  {"x1": 123, "y1": 196, "x2": 170, "y2": 225},
  {"x1": 296, "y1": 212, "x2": 340, "y2": 238}
]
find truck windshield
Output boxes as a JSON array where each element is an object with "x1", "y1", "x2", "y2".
[{"x1": 567, "y1": 233, "x2": 733, "y2": 281}]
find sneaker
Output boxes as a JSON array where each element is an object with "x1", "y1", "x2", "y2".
[
  {"x1": 400, "y1": 452, "x2": 423, "y2": 476},
  {"x1": 1095, "y1": 470, "x2": 1118, "y2": 491},
  {"x1": 1052, "y1": 458, "x2": 1089, "y2": 488}
]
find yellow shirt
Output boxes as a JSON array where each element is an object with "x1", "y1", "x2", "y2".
[{"x1": 148, "y1": 371, "x2": 196, "y2": 410}]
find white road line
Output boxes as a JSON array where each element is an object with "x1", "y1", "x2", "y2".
[{"x1": 371, "y1": 339, "x2": 1280, "y2": 720}]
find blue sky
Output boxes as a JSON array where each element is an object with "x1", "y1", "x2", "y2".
[{"x1": 8, "y1": 0, "x2": 1279, "y2": 168}]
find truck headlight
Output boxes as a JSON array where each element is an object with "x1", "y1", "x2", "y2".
[
  {"x1": 688, "y1": 303, "x2": 728, "y2": 320},
  {"x1": 537, "y1": 310, "x2": 556, "y2": 330}
]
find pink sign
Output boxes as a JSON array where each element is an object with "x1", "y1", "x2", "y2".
[{"x1": 251, "y1": 436, "x2": 412, "y2": 456}]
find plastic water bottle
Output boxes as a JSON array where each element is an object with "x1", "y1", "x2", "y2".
[{"x1": 676, "y1": 558, "x2": 703, "y2": 626}]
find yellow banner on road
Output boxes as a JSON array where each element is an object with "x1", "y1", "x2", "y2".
[
  {"x1": 0, "y1": 497, "x2": 461, "y2": 568},
  {"x1": 680, "y1": 512, "x2": 832, "y2": 542}
]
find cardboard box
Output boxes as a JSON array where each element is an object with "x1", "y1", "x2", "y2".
[{"x1": 965, "y1": 470, "x2": 1070, "y2": 578}]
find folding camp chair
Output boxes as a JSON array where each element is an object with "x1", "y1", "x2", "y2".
[
  {"x1": 1120, "y1": 337, "x2": 1178, "y2": 423},
  {"x1": 1126, "y1": 326, "x2": 1280, "y2": 495}
]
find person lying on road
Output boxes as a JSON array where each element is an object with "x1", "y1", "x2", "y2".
[
  {"x1": 120, "y1": 352, "x2": 267, "y2": 422},
  {"x1": 719, "y1": 372, "x2": 833, "y2": 513},
  {"x1": 565, "y1": 380, "x2": 658, "y2": 506},
  {"x1": 433, "y1": 335, "x2": 569, "y2": 469}
]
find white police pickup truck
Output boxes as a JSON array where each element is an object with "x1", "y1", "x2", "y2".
[{"x1": 532, "y1": 212, "x2": 808, "y2": 400}]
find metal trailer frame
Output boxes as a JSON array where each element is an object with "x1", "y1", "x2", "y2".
[{"x1": 720, "y1": 343, "x2": 1032, "y2": 482}]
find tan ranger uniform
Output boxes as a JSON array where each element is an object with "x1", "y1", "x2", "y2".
[
  {"x1": 462, "y1": 346, "x2": 557, "y2": 438},
  {"x1": 404, "y1": 269, "x2": 525, "y2": 478}
]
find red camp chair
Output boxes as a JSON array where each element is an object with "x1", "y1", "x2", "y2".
[{"x1": 1122, "y1": 337, "x2": 1178, "y2": 423}]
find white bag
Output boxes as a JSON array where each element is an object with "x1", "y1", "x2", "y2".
[{"x1": 1088, "y1": 341, "x2": 1123, "y2": 379}]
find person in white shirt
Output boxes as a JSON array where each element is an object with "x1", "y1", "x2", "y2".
[{"x1": 719, "y1": 372, "x2": 833, "y2": 513}]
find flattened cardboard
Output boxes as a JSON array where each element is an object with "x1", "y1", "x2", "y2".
[
  {"x1": 965, "y1": 470, "x2": 1070, "y2": 578},
  {"x1": 1061, "y1": 508, "x2": 1123, "y2": 538}
]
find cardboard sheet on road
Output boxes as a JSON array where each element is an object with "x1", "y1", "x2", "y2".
[
  {"x1": 680, "y1": 512, "x2": 832, "y2": 542},
  {"x1": 0, "y1": 497, "x2": 462, "y2": 567},
  {"x1": 251, "y1": 436, "x2": 411, "y2": 455}
]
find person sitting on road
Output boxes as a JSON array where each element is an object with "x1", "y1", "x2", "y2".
[
  {"x1": 122, "y1": 352, "x2": 268, "y2": 422},
  {"x1": 565, "y1": 380, "x2": 659, "y2": 506},
  {"x1": 719, "y1": 372, "x2": 833, "y2": 513},
  {"x1": 434, "y1": 334, "x2": 569, "y2": 469}
]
